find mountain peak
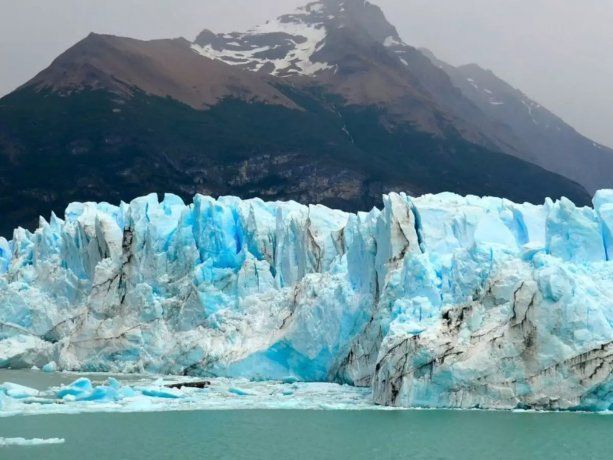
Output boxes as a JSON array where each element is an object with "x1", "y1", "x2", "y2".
[
  {"x1": 311, "y1": 0, "x2": 401, "y2": 43},
  {"x1": 192, "y1": 0, "x2": 402, "y2": 77}
]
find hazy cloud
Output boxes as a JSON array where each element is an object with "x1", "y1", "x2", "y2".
[{"x1": 1, "y1": 0, "x2": 611, "y2": 147}]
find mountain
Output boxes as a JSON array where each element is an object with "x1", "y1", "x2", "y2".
[
  {"x1": 193, "y1": 0, "x2": 526, "y2": 148},
  {"x1": 0, "y1": 0, "x2": 599, "y2": 236},
  {"x1": 421, "y1": 49, "x2": 613, "y2": 194},
  {"x1": 0, "y1": 191, "x2": 611, "y2": 410}
]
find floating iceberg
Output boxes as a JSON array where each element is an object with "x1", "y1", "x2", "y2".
[{"x1": 0, "y1": 191, "x2": 611, "y2": 411}]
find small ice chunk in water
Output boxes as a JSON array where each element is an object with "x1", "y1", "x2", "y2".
[
  {"x1": 57, "y1": 378, "x2": 94, "y2": 400},
  {"x1": 228, "y1": 387, "x2": 254, "y2": 396},
  {"x1": 42, "y1": 361, "x2": 58, "y2": 373},
  {"x1": 139, "y1": 387, "x2": 182, "y2": 399},
  {"x1": 0, "y1": 437, "x2": 65, "y2": 447},
  {"x1": 0, "y1": 382, "x2": 39, "y2": 399}
]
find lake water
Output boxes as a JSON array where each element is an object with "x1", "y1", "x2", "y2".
[
  {"x1": 1, "y1": 410, "x2": 611, "y2": 459},
  {"x1": 0, "y1": 371, "x2": 611, "y2": 459}
]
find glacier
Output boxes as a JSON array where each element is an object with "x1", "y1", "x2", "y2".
[{"x1": 0, "y1": 191, "x2": 611, "y2": 411}]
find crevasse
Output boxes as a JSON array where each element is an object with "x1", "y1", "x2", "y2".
[{"x1": 0, "y1": 191, "x2": 611, "y2": 411}]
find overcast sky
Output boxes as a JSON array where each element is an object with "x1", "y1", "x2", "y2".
[{"x1": 1, "y1": 0, "x2": 612, "y2": 147}]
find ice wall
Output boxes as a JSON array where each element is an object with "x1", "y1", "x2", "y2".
[{"x1": 0, "y1": 191, "x2": 611, "y2": 410}]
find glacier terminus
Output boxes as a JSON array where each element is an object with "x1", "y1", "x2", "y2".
[{"x1": 0, "y1": 191, "x2": 611, "y2": 411}]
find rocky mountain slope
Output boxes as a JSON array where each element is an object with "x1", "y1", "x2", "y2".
[
  {"x1": 0, "y1": 0, "x2": 606, "y2": 237},
  {"x1": 421, "y1": 48, "x2": 613, "y2": 194},
  {"x1": 25, "y1": 33, "x2": 296, "y2": 110}
]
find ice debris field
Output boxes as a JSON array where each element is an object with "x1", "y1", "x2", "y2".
[
  {"x1": 0, "y1": 376, "x2": 374, "y2": 417},
  {"x1": 0, "y1": 190, "x2": 611, "y2": 412}
]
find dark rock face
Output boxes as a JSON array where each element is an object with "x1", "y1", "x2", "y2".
[{"x1": 0, "y1": 87, "x2": 588, "y2": 237}]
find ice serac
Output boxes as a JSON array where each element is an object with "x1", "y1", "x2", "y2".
[
  {"x1": 0, "y1": 191, "x2": 611, "y2": 411},
  {"x1": 0, "y1": 237, "x2": 10, "y2": 274}
]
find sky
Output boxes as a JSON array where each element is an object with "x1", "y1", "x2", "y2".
[{"x1": 1, "y1": 0, "x2": 612, "y2": 147}]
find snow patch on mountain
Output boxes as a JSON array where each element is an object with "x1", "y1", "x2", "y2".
[
  {"x1": 383, "y1": 35, "x2": 403, "y2": 48},
  {"x1": 192, "y1": 20, "x2": 331, "y2": 76},
  {"x1": 192, "y1": 2, "x2": 335, "y2": 76},
  {"x1": 466, "y1": 78, "x2": 505, "y2": 106}
]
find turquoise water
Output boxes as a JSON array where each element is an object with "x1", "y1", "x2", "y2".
[
  {"x1": 1, "y1": 370, "x2": 611, "y2": 459},
  {"x1": 0, "y1": 410, "x2": 611, "y2": 459}
]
